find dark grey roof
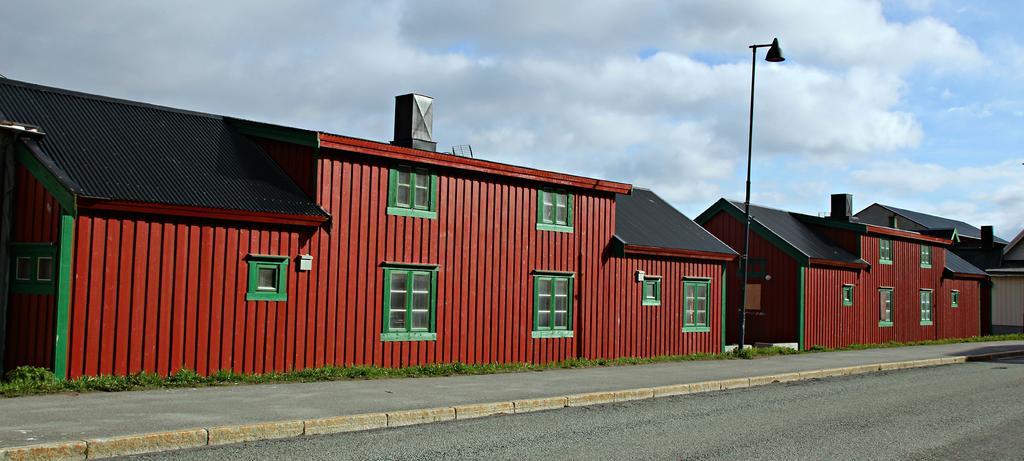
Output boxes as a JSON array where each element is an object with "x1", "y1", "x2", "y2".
[
  {"x1": 726, "y1": 200, "x2": 862, "y2": 264},
  {"x1": 870, "y1": 204, "x2": 1007, "y2": 244},
  {"x1": 945, "y1": 251, "x2": 987, "y2": 276},
  {"x1": 951, "y1": 248, "x2": 1003, "y2": 272},
  {"x1": 615, "y1": 189, "x2": 735, "y2": 255},
  {"x1": 0, "y1": 78, "x2": 326, "y2": 218}
]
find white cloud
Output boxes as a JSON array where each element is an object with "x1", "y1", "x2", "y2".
[{"x1": 0, "y1": 0, "x2": 1009, "y2": 232}]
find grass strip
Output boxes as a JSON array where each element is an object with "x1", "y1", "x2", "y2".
[{"x1": 2, "y1": 334, "x2": 1021, "y2": 397}]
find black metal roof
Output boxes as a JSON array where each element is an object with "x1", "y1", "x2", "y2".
[
  {"x1": 725, "y1": 200, "x2": 863, "y2": 264},
  {"x1": 614, "y1": 188, "x2": 735, "y2": 255},
  {"x1": 868, "y1": 204, "x2": 1007, "y2": 244},
  {"x1": 944, "y1": 251, "x2": 987, "y2": 276},
  {"x1": 0, "y1": 78, "x2": 327, "y2": 218}
]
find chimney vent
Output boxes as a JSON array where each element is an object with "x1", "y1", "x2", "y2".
[
  {"x1": 981, "y1": 225, "x2": 994, "y2": 249},
  {"x1": 829, "y1": 193, "x2": 852, "y2": 221},
  {"x1": 392, "y1": 93, "x2": 436, "y2": 151}
]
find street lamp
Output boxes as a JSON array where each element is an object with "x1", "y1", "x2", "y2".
[{"x1": 738, "y1": 38, "x2": 784, "y2": 352}]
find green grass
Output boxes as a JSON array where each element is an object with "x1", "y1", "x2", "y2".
[{"x1": 2, "y1": 334, "x2": 1021, "y2": 398}]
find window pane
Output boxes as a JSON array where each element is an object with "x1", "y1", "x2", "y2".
[
  {"x1": 411, "y1": 309, "x2": 429, "y2": 329},
  {"x1": 36, "y1": 257, "x2": 54, "y2": 281},
  {"x1": 542, "y1": 192, "x2": 554, "y2": 223},
  {"x1": 396, "y1": 171, "x2": 412, "y2": 207},
  {"x1": 257, "y1": 267, "x2": 277, "y2": 290},
  {"x1": 390, "y1": 309, "x2": 406, "y2": 330},
  {"x1": 389, "y1": 272, "x2": 408, "y2": 330},
  {"x1": 537, "y1": 310, "x2": 551, "y2": 329},
  {"x1": 644, "y1": 282, "x2": 654, "y2": 299},
  {"x1": 537, "y1": 278, "x2": 552, "y2": 328},
  {"x1": 396, "y1": 183, "x2": 411, "y2": 207},
  {"x1": 14, "y1": 257, "x2": 31, "y2": 280},
  {"x1": 413, "y1": 174, "x2": 430, "y2": 208},
  {"x1": 554, "y1": 311, "x2": 567, "y2": 328},
  {"x1": 412, "y1": 272, "x2": 429, "y2": 292},
  {"x1": 554, "y1": 278, "x2": 568, "y2": 297},
  {"x1": 555, "y1": 194, "x2": 568, "y2": 224}
]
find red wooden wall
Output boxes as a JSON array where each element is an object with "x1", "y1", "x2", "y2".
[
  {"x1": 937, "y1": 277, "x2": 980, "y2": 340},
  {"x1": 257, "y1": 138, "x2": 317, "y2": 198},
  {"x1": 803, "y1": 265, "x2": 859, "y2": 349},
  {"x1": 590, "y1": 254, "x2": 724, "y2": 358},
  {"x1": 701, "y1": 213, "x2": 799, "y2": 345},
  {"x1": 61, "y1": 143, "x2": 638, "y2": 377},
  {"x1": 5, "y1": 164, "x2": 61, "y2": 369}
]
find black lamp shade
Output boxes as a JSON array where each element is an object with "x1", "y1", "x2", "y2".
[{"x1": 765, "y1": 38, "x2": 784, "y2": 62}]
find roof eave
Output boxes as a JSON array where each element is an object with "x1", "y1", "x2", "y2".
[
  {"x1": 77, "y1": 198, "x2": 329, "y2": 228},
  {"x1": 318, "y1": 133, "x2": 632, "y2": 194},
  {"x1": 622, "y1": 244, "x2": 738, "y2": 261}
]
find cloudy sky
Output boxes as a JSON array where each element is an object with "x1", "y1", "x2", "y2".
[{"x1": 2, "y1": 0, "x2": 1021, "y2": 238}]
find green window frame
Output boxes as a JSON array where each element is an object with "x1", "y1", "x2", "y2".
[
  {"x1": 920, "y1": 289, "x2": 933, "y2": 325},
  {"x1": 879, "y1": 288, "x2": 893, "y2": 327},
  {"x1": 532, "y1": 273, "x2": 573, "y2": 338},
  {"x1": 683, "y1": 279, "x2": 711, "y2": 332},
  {"x1": 879, "y1": 239, "x2": 893, "y2": 265},
  {"x1": 642, "y1": 277, "x2": 662, "y2": 306},
  {"x1": 9, "y1": 243, "x2": 57, "y2": 295},
  {"x1": 536, "y1": 189, "x2": 573, "y2": 233},
  {"x1": 387, "y1": 166, "x2": 438, "y2": 219},
  {"x1": 920, "y1": 245, "x2": 932, "y2": 268},
  {"x1": 246, "y1": 255, "x2": 289, "y2": 301},
  {"x1": 842, "y1": 284, "x2": 854, "y2": 307},
  {"x1": 381, "y1": 265, "x2": 438, "y2": 341},
  {"x1": 951, "y1": 289, "x2": 959, "y2": 308}
]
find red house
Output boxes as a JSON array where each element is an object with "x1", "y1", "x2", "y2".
[
  {"x1": 0, "y1": 79, "x2": 736, "y2": 378},
  {"x1": 696, "y1": 194, "x2": 985, "y2": 350}
]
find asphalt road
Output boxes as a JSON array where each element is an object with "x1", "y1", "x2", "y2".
[{"x1": 126, "y1": 357, "x2": 1024, "y2": 460}]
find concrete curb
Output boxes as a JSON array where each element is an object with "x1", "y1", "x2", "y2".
[{"x1": 3, "y1": 350, "x2": 1020, "y2": 460}]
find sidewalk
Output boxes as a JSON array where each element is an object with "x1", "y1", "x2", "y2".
[{"x1": 2, "y1": 341, "x2": 1022, "y2": 452}]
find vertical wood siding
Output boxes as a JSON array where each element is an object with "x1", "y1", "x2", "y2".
[
  {"x1": 701, "y1": 213, "x2": 799, "y2": 344},
  {"x1": 803, "y1": 265, "x2": 859, "y2": 349},
  {"x1": 61, "y1": 142, "x2": 741, "y2": 377},
  {"x1": 4, "y1": 165, "x2": 61, "y2": 369},
  {"x1": 936, "y1": 278, "x2": 980, "y2": 339},
  {"x1": 587, "y1": 255, "x2": 724, "y2": 357}
]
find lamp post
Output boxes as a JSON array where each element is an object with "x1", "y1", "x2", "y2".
[{"x1": 738, "y1": 38, "x2": 784, "y2": 352}]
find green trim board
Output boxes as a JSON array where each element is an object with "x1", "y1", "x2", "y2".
[
  {"x1": 797, "y1": 266, "x2": 806, "y2": 350},
  {"x1": 14, "y1": 144, "x2": 76, "y2": 215},
  {"x1": 226, "y1": 118, "x2": 320, "y2": 148},
  {"x1": 532, "y1": 273, "x2": 573, "y2": 334},
  {"x1": 694, "y1": 199, "x2": 809, "y2": 265},
  {"x1": 682, "y1": 279, "x2": 711, "y2": 332},
  {"x1": 720, "y1": 264, "x2": 727, "y2": 353},
  {"x1": 245, "y1": 255, "x2": 289, "y2": 301},
  {"x1": 52, "y1": 211, "x2": 74, "y2": 380},
  {"x1": 9, "y1": 242, "x2": 57, "y2": 295},
  {"x1": 531, "y1": 330, "x2": 574, "y2": 339},
  {"x1": 387, "y1": 167, "x2": 438, "y2": 219},
  {"x1": 641, "y1": 277, "x2": 662, "y2": 306},
  {"x1": 382, "y1": 265, "x2": 439, "y2": 340},
  {"x1": 536, "y1": 189, "x2": 573, "y2": 233}
]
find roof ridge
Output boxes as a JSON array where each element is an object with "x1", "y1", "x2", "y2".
[{"x1": 0, "y1": 78, "x2": 222, "y2": 121}]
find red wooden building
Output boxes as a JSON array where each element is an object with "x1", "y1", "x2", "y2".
[
  {"x1": 696, "y1": 194, "x2": 986, "y2": 350},
  {"x1": 0, "y1": 80, "x2": 736, "y2": 378}
]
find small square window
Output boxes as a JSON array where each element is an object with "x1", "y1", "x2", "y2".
[
  {"x1": 246, "y1": 255, "x2": 289, "y2": 301},
  {"x1": 536, "y1": 190, "x2": 573, "y2": 233},
  {"x1": 532, "y1": 273, "x2": 574, "y2": 338},
  {"x1": 920, "y1": 245, "x2": 932, "y2": 268},
  {"x1": 382, "y1": 266, "x2": 438, "y2": 341},
  {"x1": 36, "y1": 257, "x2": 54, "y2": 282},
  {"x1": 387, "y1": 167, "x2": 437, "y2": 219},
  {"x1": 842, "y1": 284, "x2": 854, "y2": 306},
  {"x1": 879, "y1": 239, "x2": 893, "y2": 265},
  {"x1": 879, "y1": 288, "x2": 894, "y2": 326},
  {"x1": 642, "y1": 278, "x2": 661, "y2": 306},
  {"x1": 920, "y1": 290, "x2": 933, "y2": 325},
  {"x1": 14, "y1": 257, "x2": 32, "y2": 281},
  {"x1": 951, "y1": 290, "x2": 959, "y2": 308}
]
